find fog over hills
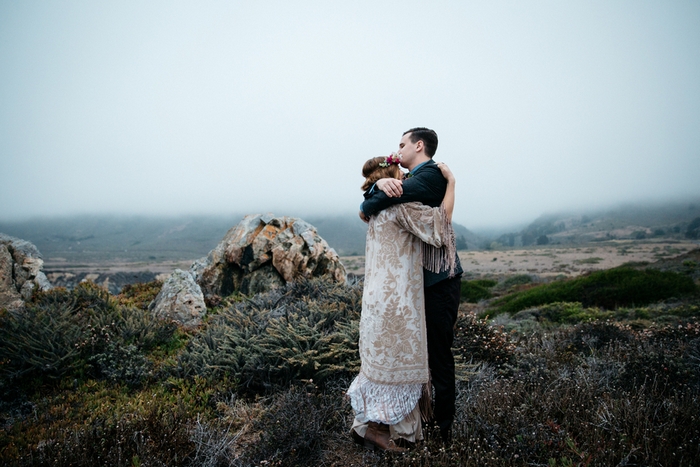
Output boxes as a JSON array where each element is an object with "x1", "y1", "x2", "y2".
[
  {"x1": 0, "y1": 213, "x2": 480, "y2": 263},
  {"x1": 2, "y1": 2, "x2": 699, "y2": 231},
  {"x1": 493, "y1": 199, "x2": 700, "y2": 248},
  {"x1": 1, "y1": 199, "x2": 698, "y2": 267}
]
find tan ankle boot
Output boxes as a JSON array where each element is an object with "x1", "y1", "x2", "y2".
[{"x1": 364, "y1": 422, "x2": 408, "y2": 452}]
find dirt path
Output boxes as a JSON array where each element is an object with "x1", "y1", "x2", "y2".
[
  {"x1": 342, "y1": 240, "x2": 699, "y2": 278},
  {"x1": 44, "y1": 259, "x2": 195, "y2": 275}
]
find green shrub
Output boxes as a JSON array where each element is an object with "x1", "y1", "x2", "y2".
[
  {"x1": 516, "y1": 300, "x2": 700, "y2": 325},
  {"x1": 0, "y1": 282, "x2": 177, "y2": 395},
  {"x1": 560, "y1": 320, "x2": 634, "y2": 354},
  {"x1": 460, "y1": 279, "x2": 496, "y2": 303},
  {"x1": 3, "y1": 380, "x2": 206, "y2": 466},
  {"x1": 88, "y1": 342, "x2": 153, "y2": 388},
  {"x1": 488, "y1": 267, "x2": 698, "y2": 316},
  {"x1": 573, "y1": 257, "x2": 603, "y2": 265},
  {"x1": 473, "y1": 279, "x2": 498, "y2": 288},
  {"x1": 454, "y1": 312, "x2": 515, "y2": 367},
  {"x1": 116, "y1": 280, "x2": 163, "y2": 310},
  {"x1": 242, "y1": 385, "x2": 349, "y2": 466},
  {"x1": 534, "y1": 302, "x2": 614, "y2": 324},
  {"x1": 0, "y1": 300, "x2": 88, "y2": 386},
  {"x1": 3, "y1": 278, "x2": 700, "y2": 466},
  {"x1": 495, "y1": 274, "x2": 533, "y2": 292},
  {"x1": 357, "y1": 317, "x2": 700, "y2": 467},
  {"x1": 177, "y1": 278, "x2": 362, "y2": 393}
]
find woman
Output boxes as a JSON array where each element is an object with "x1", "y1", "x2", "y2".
[{"x1": 347, "y1": 154, "x2": 456, "y2": 451}]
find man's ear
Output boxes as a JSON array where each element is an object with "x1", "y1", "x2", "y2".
[{"x1": 415, "y1": 140, "x2": 424, "y2": 153}]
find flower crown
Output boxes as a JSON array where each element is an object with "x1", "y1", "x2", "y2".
[{"x1": 378, "y1": 152, "x2": 401, "y2": 167}]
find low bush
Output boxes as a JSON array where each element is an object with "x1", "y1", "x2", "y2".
[
  {"x1": 532, "y1": 302, "x2": 614, "y2": 324},
  {"x1": 488, "y1": 267, "x2": 697, "y2": 316},
  {"x1": 13, "y1": 398, "x2": 196, "y2": 467},
  {"x1": 454, "y1": 311, "x2": 515, "y2": 368},
  {"x1": 3, "y1": 275, "x2": 699, "y2": 466},
  {"x1": 560, "y1": 320, "x2": 634, "y2": 354},
  {"x1": 494, "y1": 274, "x2": 534, "y2": 292},
  {"x1": 0, "y1": 286, "x2": 97, "y2": 388},
  {"x1": 1, "y1": 376, "x2": 226, "y2": 466},
  {"x1": 372, "y1": 318, "x2": 700, "y2": 467},
  {"x1": 88, "y1": 341, "x2": 153, "y2": 388},
  {"x1": 573, "y1": 256, "x2": 603, "y2": 265},
  {"x1": 0, "y1": 282, "x2": 177, "y2": 396},
  {"x1": 176, "y1": 278, "x2": 362, "y2": 393},
  {"x1": 460, "y1": 279, "x2": 496, "y2": 303},
  {"x1": 240, "y1": 385, "x2": 350, "y2": 466},
  {"x1": 116, "y1": 280, "x2": 163, "y2": 310}
]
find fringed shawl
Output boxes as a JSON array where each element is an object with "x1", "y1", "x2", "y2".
[{"x1": 347, "y1": 202, "x2": 455, "y2": 425}]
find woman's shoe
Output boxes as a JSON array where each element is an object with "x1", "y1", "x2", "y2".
[
  {"x1": 350, "y1": 429, "x2": 365, "y2": 446},
  {"x1": 364, "y1": 422, "x2": 408, "y2": 453},
  {"x1": 350, "y1": 428, "x2": 376, "y2": 450}
]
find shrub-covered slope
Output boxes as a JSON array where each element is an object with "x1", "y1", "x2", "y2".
[
  {"x1": 487, "y1": 266, "x2": 697, "y2": 316},
  {"x1": 1, "y1": 274, "x2": 699, "y2": 466}
]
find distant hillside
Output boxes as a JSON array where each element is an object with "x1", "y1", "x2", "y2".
[
  {"x1": 0, "y1": 213, "x2": 484, "y2": 264},
  {"x1": 3, "y1": 201, "x2": 698, "y2": 266},
  {"x1": 495, "y1": 200, "x2": 700, "y2": 247},
  {"x1": 0, "y1": 215, "x2": 242, "y2": 263},
  {"x1": 304, "y1": 216, "x2": 367, "y2": 256},
  {"x1": 308, "y1": 215, "x2": 482, "y2": 255}
]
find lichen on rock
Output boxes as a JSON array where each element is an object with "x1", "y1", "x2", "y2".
[
  {"x1": 149, "y1": 268, "x2": 206, "y2": 329},
  {"x1": 0, "y1": 233, "x2": 52, "y2": 311},
  {"x1": 192, "y1": 213, "x2": 346, "y2": 303}
]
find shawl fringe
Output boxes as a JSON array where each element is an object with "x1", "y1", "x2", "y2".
[
  {"x1": 422, "y1": 203, "x2": 457, "y2": 278},
  {"x1": 419, "y1": 381, "x2": 433, "y2": 423}
]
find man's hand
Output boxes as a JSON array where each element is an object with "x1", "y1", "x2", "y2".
[
  {"x1": 376, "y1": 178, "x2": 403, "y2": 198},
  {"x1": 359, "y1": 210, "x2": 369, "y2": 223}
]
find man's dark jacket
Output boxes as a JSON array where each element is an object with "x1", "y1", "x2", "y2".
[{"x1": 361, "y1": 159, "x2": 463, "y2": 287}]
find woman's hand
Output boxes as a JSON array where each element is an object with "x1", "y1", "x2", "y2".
[
  {"x1": 437, "y1": 162, "x2": 456, "y2": 221},
  {"x1": 376, "y1": 178, "x2": 403, "y2": 198},
  {"x1": 436, "y1": 162, "x2": 455, "y2": 184}
]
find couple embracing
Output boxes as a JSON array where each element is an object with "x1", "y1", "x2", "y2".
[{"x1": 346, "y1": 127, "x2": 463, "y2": 452}]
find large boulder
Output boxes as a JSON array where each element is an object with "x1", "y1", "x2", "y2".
[
  {"x1": 149, "y1": 269, "x2": 206, "y2": 329},
  {"x1": 0, "y1": 233, "x2": 52, "y2": 311},
  {"x1": 191, "y1": 213, "x2": 346, "y2": 302}
]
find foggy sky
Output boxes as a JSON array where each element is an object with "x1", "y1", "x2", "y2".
[{"x1": 1, "y1": 1, "x2": 699, "y2": 229}]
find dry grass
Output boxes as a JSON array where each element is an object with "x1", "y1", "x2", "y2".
[{"x1": 342, "y1": 241, "x2": 698, "y2": 278}]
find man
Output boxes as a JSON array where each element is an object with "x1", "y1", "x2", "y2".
[{"x1": 359, "y1": 127, "x2": 463, "y2": 443}]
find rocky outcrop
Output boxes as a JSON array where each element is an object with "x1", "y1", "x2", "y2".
[
  {"x1": 191, "y1": 213, "x2": 346, "y2": 302},
  {"x1": 0, "y1": 234, "x2": 52, "y2": 311},
  {"x1": 149, "y1": 269, "x2": 206, "y2": 329}
]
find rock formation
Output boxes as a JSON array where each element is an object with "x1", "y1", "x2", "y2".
[
  {"x1": 191, "y1": 213, "x2": 346, "y2": 302},
  {"x1": 0, "y1": 233, "x2": 52, "y2": 311},
  {"x1": 149, "y1": 269, "x2": 206, "y2": 329}
]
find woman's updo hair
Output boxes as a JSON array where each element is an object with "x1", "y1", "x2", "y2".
[{"x1": 361, "y1": 156, "x2": 402, "y2": 191}]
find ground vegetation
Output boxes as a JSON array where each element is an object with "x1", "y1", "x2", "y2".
[{"x1": 1, "y1": 263, "x2": 699, "y2": 465}]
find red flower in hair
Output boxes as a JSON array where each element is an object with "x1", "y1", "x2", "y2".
[{"x1": 379, "y1": 152, "x2": 401, "y2": 167}]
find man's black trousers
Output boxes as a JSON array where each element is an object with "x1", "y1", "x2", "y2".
[{"x1": 424, "y1": 274, "x2": 461, "y2": 436}]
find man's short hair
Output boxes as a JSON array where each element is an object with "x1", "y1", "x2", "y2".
[{"x1": 403, "y1": 127, "x2": 438, "y2": 158}]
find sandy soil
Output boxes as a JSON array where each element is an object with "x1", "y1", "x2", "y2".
[
  {"x1": 342, "y1": 240, "x2": 700, "y2": 278},
  {"x1": 44, "y1": 259, "x2": 195, "y2": 275},
  {"x1": 43, "y1": 240, "x2": 699, "y2": 281}
]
